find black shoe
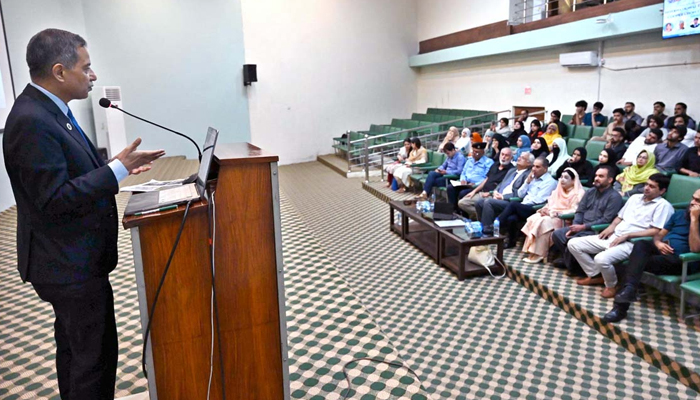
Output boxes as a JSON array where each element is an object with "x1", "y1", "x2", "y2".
[
  {"x1": 552, "y1": 259, "x2": 566, "y2": 269},
  {"x1": 602, "y1": 303, "x2": 629, "y2": 323},
  {"x1": 504, "y1": 239, "x2": 517, "y2": 249},
  {"x1": 614, "y1": 285, "x2": 637, "y2": 304}
]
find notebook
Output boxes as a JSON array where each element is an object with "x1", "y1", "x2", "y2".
[{"x1": 124, "y1": 127, "x2": 219, "y2": 216}]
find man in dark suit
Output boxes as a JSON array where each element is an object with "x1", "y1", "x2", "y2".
[{"x1": 3, "y1": 29, "x2": 164, "y2": 399}]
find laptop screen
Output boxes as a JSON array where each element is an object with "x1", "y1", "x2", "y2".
[{"x1": 196, "y1": 127, "x2": 219, "y2": 200}]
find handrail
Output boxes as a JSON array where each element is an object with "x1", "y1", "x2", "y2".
[{"x1": 348, "y1": 109, "x2": 510, "y2": 145}]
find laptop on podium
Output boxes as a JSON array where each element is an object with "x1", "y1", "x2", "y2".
[{"x1": 124, "y1": 127, "x2": 219, "y2": 216}]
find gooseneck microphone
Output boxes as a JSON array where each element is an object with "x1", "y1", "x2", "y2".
[{"x1": 99, "y1": 98, "x2": 202, "y2": 161}]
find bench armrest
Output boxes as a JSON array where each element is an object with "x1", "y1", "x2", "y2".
[
  {"x1": 592, "y1": 223, "x2": 610, "y2": 233},
  {"x1": 680, "y1": 252, "x2": 700, "y2": 263},
  {"x1": 672, "y1": 202, "x2": 690, "y2": 210},
  {"x1": 630, "y1": 237, "x2": 653, "y2": 243},
  {"x1": 443, "y1": 174, "x2": 459, "y2": 180},
  {"x1": 559, "y1": 213, "x2": 575, "y2": 220}
]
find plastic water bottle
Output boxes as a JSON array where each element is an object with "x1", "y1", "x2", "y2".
[
  {"x1": 493, "y1": 218, "x2": 500, "y2": 237},
  {"x1": 471, "y1": 221, "x2": 483, "y2": 238},
  {"x1": 430, "y1": 194, "x2": 436, "y2": 212},
  {"x1": 396, "y1": 211, "x2": 402, "y2": 226},
  {"x1": 422, "y1": 201, "x2": 430, "y2": 213},
  {"x1": 416, "y1": 200, "x2": 422, "y2": 212},
  {"x1": 464, "y1": 218, "x2": 473, "y2": 238}
]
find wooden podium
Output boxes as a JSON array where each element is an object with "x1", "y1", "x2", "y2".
[{"x1": 123, "y1": 143, "x2": 289, "y2": 399}]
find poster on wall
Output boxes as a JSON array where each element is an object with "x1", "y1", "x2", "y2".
[{"x1": 663, "y1": 0, "x2": 700, "y2": 39}]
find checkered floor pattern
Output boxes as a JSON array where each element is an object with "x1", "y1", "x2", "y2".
[{"x1": 279, "y1": 160, "x2": 700, "y2": 399}]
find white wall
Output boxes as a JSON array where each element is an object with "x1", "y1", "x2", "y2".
[
  {"x1": 417, "y1": 0, "x2": 509, "y2": 42},
  {"x1": 417, "y1": 32, "x2": 700, "y2": 123},
  {"x1": 241, "y1": 0, "x2": 419, "y2": 165}
]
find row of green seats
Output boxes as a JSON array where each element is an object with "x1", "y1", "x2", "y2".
[{"x1": 562, "y1": 114, "x2": 610, "y2": 126}]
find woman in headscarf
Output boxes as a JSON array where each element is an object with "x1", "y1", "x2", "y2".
[
  {"x1": 483, "y1": 130, "x2": 496, "y2": 159},
  {"x1": 489, "y1": 135, "x2": 509, "y2": 162},
  {"x1": 542, "y1": 122, "x2": 563, "y2": 147},
  {"x1": 507, "y1": 120, "x2": 527, "y2": 146},
  {"x1": 555, "y1": 147, "x2": 594, "y2": 184},
  {"x1": 547, "y1": 138, "x2": 568, "y2": 175},
  {"x1": 614, "y1": 149, "x2": 659, "y2": 197},
  {"x1": 514, "y1": 135, "x2": 531, "y2": 161},
  {"x1": 438, "y1": 126, "x2": 459, "y2": 153},
  {"x1": 521, "y1": 168, "x2": 585, "y2": 263},
  {"x1": 528, "y1": 120, "x2": 544, "y2": 142},
  {"x1": 471, "y1": 130, "x2": 483, "y2": 144},
  {"x1": 530, "y1": 137, "x2": 549, "y2": 159},
  {"x1": 593, "y1": 149, "x2": 620, "y2": 177},
  {"x1": 455, "y1": 128, "x2": 471, "y2": 155},
  {"x1": 393, "y1": 137, "x2": 428, "y2": 193}
]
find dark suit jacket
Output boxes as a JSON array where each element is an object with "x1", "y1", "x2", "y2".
[
  {"x1": 3, "y1": 84, "x2": 119, "y2": 284},
  {"x1": 495, "y1": 167, "x2": 531, "y2": 200}
]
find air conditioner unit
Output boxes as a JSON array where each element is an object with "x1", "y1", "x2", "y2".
[
  {"x1": 559, "y1": 51, "x2": 599, "y2": 68},
  {"x1": 91, "y1": 86, "x2": 127, "y2": 158}
]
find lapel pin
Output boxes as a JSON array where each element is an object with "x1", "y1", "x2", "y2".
[{"x1": 66, "y1": 122, "x2": 73, "y2": 131}]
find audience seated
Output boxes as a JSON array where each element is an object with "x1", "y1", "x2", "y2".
[
  {"x1": 678, "y1": 133, "x2": 700, "y2": 177},
  {"x1": 518, "y1": 110, "x2": 537, "y2": 130},
  {"x1": 438, "y1": 126, "x2": 460, "y2": 152},
  {"x1": 475, "y1": 153, "x2": 534, "y2": 235},
  {"x1": 623, "y1": 101, "x2": 644, "y2": 126},
  {"x1": 531, "y1": 137, "x2": 549, "y2": 159},
  {"x1": 568, "y1": 173, "x2": 674, "y2": 298},
  {"x1": 521, "y1": 168, "x2": 585, "y2": 263},
  {"x1": 570, "y1": 100, "x2": 587, "y2": 126},
  {"x1": 455, "y1": 128, "x2": 472, "y2": 155},
  {"x1": 457, "y1": 148, "x2": 514, "y2": 219},
  {"x1": 497, "y1": 157, "x2": 558, "y2": 248},
  {"x1": 489, "y1": 136, "x2": 509, "y2": 163},
  {"x1": 605, "y1": 127, "x2": 627, "y2": 161},
  {"x1": 507, "y1": 120, "x2": 527, "y2": 146},
  {"x1": 548, "y1": 138, "x2": 568, "y2": 175},
  {"x1": 483, "y1": 131, "x2": 496, "y2": 159},
  {"x1": 550, "y1": 110, "x2": 568, "y2": 136},
  {"x1": 514, "y1": 135, "x2": 531, "y2": 161},
  {"x1": 591, "y1": 108, "x2": 624, "y2": 142},
  {"x1": 595, "y1": 149, "x2": 620, "y2": 172},
  {"x1": 654, "y1": 125, "x2": 688, "y2": 173},
  {"x1": 393, "y1": 137, "x2": 428, "y2": 193},
  {"x1": 604, "y1": 189, "x2": 700, "y2": 322},
  {"x1": 641, "y1": 101, "x2": 667, "y2": 127},
  {"x1": 672, "y1": 115, "x2": 698, "y2": 148},
  {"x1": 665, "y1": 102, "x2": 697, "y2": 130},
  {"x1": 542, "y1": 123, "x2": 562, "y2": 147},
  {"x1": 551, "y1": 165, "x2": 623, "y2": 276},
  {"x1": 528, "y1": 120, "x2": 544, "y2": 142},
  {"x1": 496, "y1": 117, "x2": 511, "y2": 136},
  {"x1": 615, "y1": 150, "x2": 659, "y2": 197},
  {"x1": 618, "y1": 128, "x2": 663, "y2": 167},
  {"x1": 384, "y1": 138, "x2": 412, "y2": 187},
  {"x1": 446, "y1": 142, "x2": 493, "y2": 206},
  {"x1": 471, "y1": 130, "x2": 483, "y2": 144},
  {"x1": 417, "y1": 142, "x2": 466, "y2": 200},
  {"x1": 555, "y1": 147, "x2": 594, "y2": 183},
  {"x1": 637, "y1": 115, "x2": 668, "y2": 141},
  {"x1": 583, "y1": 101, "x2": 606, "y2": 127}
]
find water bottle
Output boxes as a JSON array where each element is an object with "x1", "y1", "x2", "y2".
[
  {"x1": 493, "y1": 218, "x2": 500, "y2": 237},
  {"x1": 396, "y1": 211, "x2": 402, "y2": 226},
  {"x1": 464, "y1": 218, "x2": 473, "y2": 238},
  {"x1": 471, "y1": 221, "x2": 483, "y2": 238},
  {"x1": 430, "y1": 194, "x2": 436, "y2": 212},
  {"x1": 422, "y1": 201, "x2": 430, "y2": 213},
  {"x1": 416, "y1": 200, "x2": 422, "y2": 212}
]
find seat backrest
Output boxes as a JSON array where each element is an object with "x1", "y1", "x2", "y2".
[
  {"x1": 567, "y1": 138, "x2": 586, "y2": 155},
  {"x1": 427, "y1": 108, "x2": 443, "y2": 115},
  {"x1": 585, "y1": 140, "x2": 606, "y2": 160},
  {"x1": 412, "y1": 113, "x2": 427, "y2": 121},
  {"x1": 592, "y1": 126, "x2": 606, "y2": 137},
  {"x1": 433, "y1": 152, "x2": 446, "y2": 166},
  {"x1": 574, "y1": 126, "x2": 592, "y2": 140},
  {"x1": 562, "y1": 115, "x2": 574, "y2": 124},
  {"x1": 665, "y1": 174, "x2": 700, "y2": 205},
  {"x1": 566, "y1": 124, "x2": 577, "y2": 136}
]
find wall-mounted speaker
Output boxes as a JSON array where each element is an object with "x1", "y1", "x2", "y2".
[{"x1": 243, "y1": 64, "x2": 257, "y2": 86}]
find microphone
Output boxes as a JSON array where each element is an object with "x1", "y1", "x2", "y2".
[{"x1": 99, "y1": 98, "x2": 202, "y2": 161}]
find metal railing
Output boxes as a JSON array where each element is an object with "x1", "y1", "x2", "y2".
[
  {"x1": 509, "y1": 0, "x2": 615, "y2": 25},
  {"x1": 364, "y1": 109, "x2": 550, "y2": 183}
]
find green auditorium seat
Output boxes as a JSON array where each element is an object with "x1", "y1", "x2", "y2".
[
  {"x1": 664, "y1": 174, "x2": 700, "y2": 209},
  {"x1": 573, "y1": 126, "x2": 592, "y2": 140},
  {"x1": 563, "y1": 115, "x2": 575, "y2": 124},
  {"x1": 566, "y1": 138, "x2": 586, "y2": 155},
  {"x1": 566, "y1": 124, "x2": 577, "y2": 136},
  {"x1": 592, "y1": 126, "x2": 606, "y2": 137},
  {"x1": 585, "y1": 140, "x2": 606, "y2": 160}
]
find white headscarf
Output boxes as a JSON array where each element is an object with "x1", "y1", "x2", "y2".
[
  {"x1": 548, "y1": 137, "x2": 568, "y2": 174},
  {"x1": 455, "y1": 128, "x2": 472, "y2": 155}
]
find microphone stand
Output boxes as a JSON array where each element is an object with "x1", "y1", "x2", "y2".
[{"x1": 109, "y1": 105, "x2": 202, "y2": 162}]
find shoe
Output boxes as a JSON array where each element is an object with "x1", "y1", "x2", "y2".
[
  {"x1": 614, "y1": 285, "x2": 637, "y2": 304},
  {"x1": 551, "y1": 259, "x2": 566, "y2": 269},
  {"x1": 504, "y1": 240, "x2": 516, "y2": 249},
  {"x1": 602, "y1": 303, "x2": 629, "y2": 323},
  {"x1": 523, "y1": 256, "x2": 543, "y2": 264},
  {"x1": 576, "y1": 276, "x2": 605, "y2": 286},
  {"x1": 601, "y1": 287, "x2": 617, "y2": 298}
]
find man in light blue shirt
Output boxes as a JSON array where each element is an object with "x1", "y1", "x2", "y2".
[
  {"x1": 499, "y1": 157, "x2": 558, "y2": 247},
  {"x1": 446, "y1": 142, "x2": 494, "y2": 206},
  {"x1": 418, "y1": 142, "x2": 465, "y2": 199}
]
